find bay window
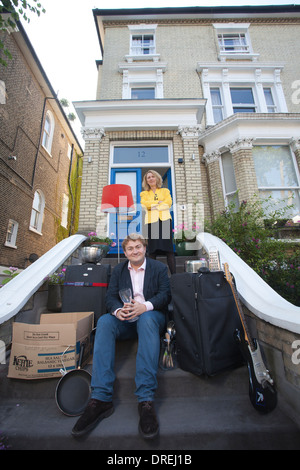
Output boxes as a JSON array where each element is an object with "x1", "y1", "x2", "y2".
[{"x1": 252, "y1": 145, "x2": 300, "y2": 215}]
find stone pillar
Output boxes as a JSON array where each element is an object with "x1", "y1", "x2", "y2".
[
  {"x1": 78, "y1": 127, "x2": 107, "y2": 234},
  {"x1": 202, "y1": 150, "x2": 225, "y2": 218},
  {"x1": 226, "y1": 138, "x2": 259, "y2": 204},
  {"x1": 176, "y1": 125, "x2": 204, "y2": 229}
]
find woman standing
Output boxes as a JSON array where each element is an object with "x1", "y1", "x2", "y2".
[{"x1": 140, "y1": 170, "x2": 176, "y2": 274}]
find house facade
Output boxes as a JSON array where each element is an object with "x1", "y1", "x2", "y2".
[
  {"x1": 74, "y1": 6, "x2": 300, "y2": 253},
  {"x1": 0, "y1": 21, "x2": 83, "y2": 270}
]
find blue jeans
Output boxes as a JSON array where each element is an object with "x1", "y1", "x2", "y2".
[{"x1": 91, "y1": 311, "x2": 166, "y2": 403}]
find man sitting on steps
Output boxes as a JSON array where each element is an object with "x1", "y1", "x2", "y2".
[{"x1": 72, "y1": 233, "x2": 171, "y2": 440}]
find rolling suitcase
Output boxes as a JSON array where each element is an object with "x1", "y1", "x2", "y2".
[
  {"x1": 170, "y1": 270, "x2": 243, "y2": 376},
  {"x1": 62, "y1": 263, "x2": 111, "y2": 322}
]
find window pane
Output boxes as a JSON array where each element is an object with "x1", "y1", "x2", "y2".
[
  {"x1": 131, "y1": 88, "x2": 155, "y2": 100},
  {"x1": 132, "y1": 34, "x2": 154, "y2": 55},
  {"x1": 264, "y1": 88, "x2": 274, "y2": 106},
  {"x1": 113, "y1": 146, "x2": 169, "y2": 164},
  {"x1": 264, "y1": 88, "x2": 276, "y2": 113},
  {"x1": 227, "y1": 191, "x2": 239, "y2": 210},
  {"x1": 253, "y1": 146, "x2": 299, "y2": 187},
  {"x1": 30, "y1": 210, "x2": 39, "y2": 229},
  {"x1": 230, "y1": 88, "x2": 254, "y2": 104},
  {"x1": 132, "y1": 35, "x2": 142, "y2": 44},
  {"x1": 210, "y1": 88, "x2": 223, "y2": 123},
  {"x1": 44, "y1": 115, "x2": 51, "y2": 133},
  {"x1": 6, "y1": 221, "x2": 15, "y2": 243},
  {"x1": 6, "y1": 219, "x2": 18, "y2": 246},
  {"x1": 211, "y1": 88, "x2": 222, "y2": 105},
  {"x1": 259, "y1": 190, "x2": 299, "y2": 217},
  {"x1": 32, "y1": 191, "x2": 41, "y2": 211},
  {"x1": 233, "y1": 107, "x2": 256, "y2": 113},
  {"x1": 222, "y1": 152, "x2": 237, "y2": 194},
  {"x1": 218, "y1": 33, "x2": 248, "y2": 53},
  {"x1": 213, "y1": 108, "x2": 224, "y2": 122}
]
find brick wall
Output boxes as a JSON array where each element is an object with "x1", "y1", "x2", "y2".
[{"x1": 0, "y1": 31, "x2": 79, "y2": 268}]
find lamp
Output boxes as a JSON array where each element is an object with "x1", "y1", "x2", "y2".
[{"x1": 101, "y1": 184, "x2": 135, "y2": 263}]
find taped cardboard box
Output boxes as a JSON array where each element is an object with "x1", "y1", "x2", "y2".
[{"x1": 8, "y1": 311, "x2": 94, "y2": 380}]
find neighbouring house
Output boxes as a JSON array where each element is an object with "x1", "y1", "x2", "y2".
[
  {"x1": 0, "y1": 19, "x2": 83, "y2": 271},
  {"x1": 74, "y1": 5, "x2": 300, "y2": 254}
]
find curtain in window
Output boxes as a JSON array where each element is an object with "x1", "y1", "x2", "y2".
[{"x1": 253, "y1": 146, "x2": 300, "y2": 215}]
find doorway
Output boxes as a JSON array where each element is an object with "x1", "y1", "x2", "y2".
[{"x1": 109, "y1": 166, "x2": 173, "y2": 254}]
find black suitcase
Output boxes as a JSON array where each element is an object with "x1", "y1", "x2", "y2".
[
  {"x1": 62, "y1": 264, "x2": 111, "y2": 322},
  {"x1": 170, "y1": 270, "x2": 243, "y2": 376}
]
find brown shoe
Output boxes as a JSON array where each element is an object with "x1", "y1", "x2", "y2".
[
  {"x1": 138, "y1": 401, "x2": 159, "y2": 439},
  {"x1": 72, "y1": 399, "x2": 114, "y2": 437}
]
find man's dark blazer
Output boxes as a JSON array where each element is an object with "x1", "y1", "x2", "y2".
[{"x1": 106, "y1": 256, "x2": 171, "y2": 315}]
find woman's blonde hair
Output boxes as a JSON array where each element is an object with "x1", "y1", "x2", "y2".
[{"x1": 142, "y1": 170, "x2": 163, "y2": 191}]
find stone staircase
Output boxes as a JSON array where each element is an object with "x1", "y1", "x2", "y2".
[
  {"x1": 1, "y1": 338, "x2": 300, "y2": 450},
  {"x1": 1, "y1": 254, "x2": 300, "y2": 450}
]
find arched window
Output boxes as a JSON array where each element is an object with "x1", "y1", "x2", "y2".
[
  {"x1": 42, "y1": 110, "x2": 55, "y2": 154},
  {"x1": 30, "y1": 190, "x2": 45, "y2": 233}
]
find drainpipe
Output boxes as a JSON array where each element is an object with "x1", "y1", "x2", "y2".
[{"x1": 68, "y1": 144, "x2": 75, "y2": 236}]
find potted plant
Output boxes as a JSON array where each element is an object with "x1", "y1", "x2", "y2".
[
  {"x1": 45, "y1": 269, "x2": 66, "y2": 312},
  {"x1": 173, "y1": 223, "x2": 200, "y2": 256},
  {"x1": 81, "y1": 232, "x2": 116, "y2": 263}
]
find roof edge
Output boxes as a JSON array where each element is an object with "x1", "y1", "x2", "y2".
[{"x1": 93, "y1": 4, "x2": 300, "y2": 17}]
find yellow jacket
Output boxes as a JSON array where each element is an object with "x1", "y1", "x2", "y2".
[{"x1": 140, "y1": 188, "x2": 172, "y2": 224}]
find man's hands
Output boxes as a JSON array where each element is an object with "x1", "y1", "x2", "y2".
[{"x1": 117, "y1": 300, "x2": 147, "y2": 321}]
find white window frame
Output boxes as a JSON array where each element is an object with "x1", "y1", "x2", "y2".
[
  {"x1": 198, "y1": 63, "x2": 287, "y2": 126},
  {"x1": 252, "y1": 144, "x2": 300, "y2": 215},
  {"x1": 5, "y1": 219, "x2": 18, "y2": 248},
  {"x1": 210, "y1": 88, "x2": 224, "y2": 124},
  {"x1": 213, "y1": 23, "x2": 259, "y2": 62},
  {"x1": 131, "y1": 87, "x2": 156, "y2": 100},
  {"x1": 110, "y1": 140, "x2": 173, "y2": 169},
  {"x1": 29, "y1": 190, "x2": 45, "y2": 235},
  {"x1": 42, "y1": 110, "x2": 55, "y2": 155},
  {"x1": 126, "y1": 24, "x2": 159, "y2": 62},
  {"x1": 218, "y1": 32, "x2": 249, "y2": 54},
  {"x1": 219, "y1": 151, "x2": 239, "y2": 208},
  {"x1": 230, "y1": 87, "x2": 257, "y2": 113},
  {"x1": 263, "y1": 87, "x2": 277, "y2": 113},
  {"x1": 119, "y1": 65, "x2": 165, "y2": 99},
  {"x1": 131, "y1": 33, "x2": 155, "y2": 56}
]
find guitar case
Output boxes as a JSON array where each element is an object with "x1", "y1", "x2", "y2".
[{"x1": 170, "y1": 270, "x2": 244, "y2": 376}]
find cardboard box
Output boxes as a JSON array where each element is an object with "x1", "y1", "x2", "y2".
[{"x1": 8, "y1": 312, "x2": 94, "y2": 380}]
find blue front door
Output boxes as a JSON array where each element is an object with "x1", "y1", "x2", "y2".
[{"x1": 109, "y1": 168, "x2": 142, "y2": 254}]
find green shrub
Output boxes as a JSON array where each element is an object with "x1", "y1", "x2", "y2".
[{"x1": 205, "y1": 197, "x2": 300, "y2": 306}]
